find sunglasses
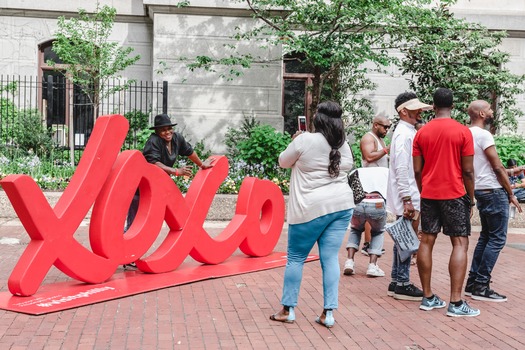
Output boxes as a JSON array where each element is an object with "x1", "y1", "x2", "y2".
[{"x1": 376, "y1": 123, "x2": 391, "y2": 130}]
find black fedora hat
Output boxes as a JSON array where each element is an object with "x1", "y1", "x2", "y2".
[{"x1": 149, "y1": 114, "x2": 177, "y2": 130}]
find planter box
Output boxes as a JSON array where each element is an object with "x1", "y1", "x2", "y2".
[{"x1": 2, "y1": 191, "x2": 525, "y2": 228}]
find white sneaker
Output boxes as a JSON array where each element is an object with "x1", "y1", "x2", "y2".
[
  {"x1": 343, "y1": 259, "x2": 355, "y2": 275},
  {"x1": 366, "y1": 263, "x2": 385, "y2": 277}
]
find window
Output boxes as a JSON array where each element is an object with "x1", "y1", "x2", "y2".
[
  {"x1": 282, "y1": 54, "x2": 314, "y2": 135},
  {"x1": 38, "y1": 40, "x2": 94, "y2": 148}
]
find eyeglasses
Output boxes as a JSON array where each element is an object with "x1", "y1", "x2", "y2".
[{"x1": 376, "y1": 123, "x2": 391, "y2": 130}]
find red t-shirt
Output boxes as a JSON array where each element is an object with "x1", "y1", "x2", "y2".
[{"x1": 412, "y1": 118, "x2": 474, "y2": 200}]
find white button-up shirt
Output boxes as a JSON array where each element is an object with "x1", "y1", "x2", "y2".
[{"x1": 386, "y1": 120, "x2": 421, "y2": 216}]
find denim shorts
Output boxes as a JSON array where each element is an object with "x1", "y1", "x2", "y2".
[{"x1": 420, "y1": 194, "x2": 471, "y2": 236}]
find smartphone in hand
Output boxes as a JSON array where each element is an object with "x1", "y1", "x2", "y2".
[{"x1": 298, "y1": 116, "x2": 307, "y2": 131}]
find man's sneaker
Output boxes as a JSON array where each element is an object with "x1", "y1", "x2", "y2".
[
  {"x1": 471, "y1": 284, "x2": 507, "y2": 302},
  {"x1": 123, "y1": 262, "x2": 137, "y2": 269},
  {"x1": 464, "y1": 280, "x2": 475, "y2": 296},
  {"x1": 393, "y1": 283, "x2": 423, "y2": 301},
  {"x1": 343, "y1": 259, "x2": 355, "y2": 275},
  {"x1": 446, "y1": 300, "x2": 480, "y2": 317},
  {"x1": 366, "y1": 263, "x2": 385, "y2": 277},
  {"x1": 387, "y1": 282, "x2": 396, "y2": 297},
  {"x1": 360, "y1": 242, "x2": 370, "y2": 256},
  {"x1": 420, "y1": 294, "x2": 447, "y2": 311}
]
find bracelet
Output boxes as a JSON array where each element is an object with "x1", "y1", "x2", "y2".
[
  {"x1": 402, "y1": 196, "x2": 411, "y2": 202},
  {"x1": 174, "y1": 169, "x2": 179, "y2": 176},
  {"x1": 383, "y1": 148, "x2": 388, "y2": 154}
]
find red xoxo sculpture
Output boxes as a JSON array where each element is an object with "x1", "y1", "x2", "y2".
[{"x1": 1, "y1": 114, "x2": 285, "y2": 297}]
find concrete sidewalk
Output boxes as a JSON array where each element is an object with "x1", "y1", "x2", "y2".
[{"x1": 0, "y1": 218, "x2": 524, "y2": 349}]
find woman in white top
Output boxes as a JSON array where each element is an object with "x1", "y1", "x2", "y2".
[{"x1": 269, "y1": 101, "x2": 354, "y2": 328}]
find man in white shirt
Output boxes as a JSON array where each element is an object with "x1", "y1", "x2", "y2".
[
  {"x1": 386, "y1": 92, "x2": 431, "y2": 301},
  {"x1": 466, "y1": 100, "x2": 521, "y2": 302}
]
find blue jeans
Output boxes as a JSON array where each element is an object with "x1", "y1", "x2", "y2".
[
  {"x1": 346, "y1": 201, "x2": 386, "y2": 256},
  {"x1": 390, "y1": 216, "x2": 411, "y2": 284},
  {"x1": 512, "y1": 188, "x2": 525, "y2": 202},
  {"x1": 468, "y1": 188, "x2": 509, "y2": 285},
  {"x1": 282, "y1": 209, "x2": 352, "y2": 309}
]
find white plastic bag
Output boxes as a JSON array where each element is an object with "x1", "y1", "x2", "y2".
[{"x1": 385, "y1": 217, "x2": 419, "y2": 262}]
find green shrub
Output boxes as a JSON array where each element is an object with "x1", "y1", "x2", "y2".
[
  {"x1": 224, "y1": 115, "x2": 260, "y2": 159},
  {"x1": 123, "y1": 110, "x2": 150, "y2": 149},
  {"x1": 236, "y1": 124, "x2": 290, "y2": 178},
  {"x1": 0, "y1": 98, "x2": 18, "y2": 144},
  {"x1": 14, "y1": 109, "x2": 53, "y2": 157},
  {"x1": 495, "y1": 134, "x2": 525, "y2": 166}
]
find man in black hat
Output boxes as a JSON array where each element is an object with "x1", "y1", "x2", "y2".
[
  {"x1": 140, "y1": 113, "x2": 213, "y2": 177},
  {"x1": 124, "y1": 114, "x2": 213, "y2": 266}
]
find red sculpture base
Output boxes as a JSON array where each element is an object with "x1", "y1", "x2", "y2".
[{"x1": 0, "y1": 252, "x2": 318, "y2": 315}]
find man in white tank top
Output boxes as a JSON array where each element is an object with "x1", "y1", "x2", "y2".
[
  {"x1": 358, "y1": 115, "x2": 391, "y2": 255},
  {"x1": 361, "y1": 115, "x2": 391, "y2": 168}
]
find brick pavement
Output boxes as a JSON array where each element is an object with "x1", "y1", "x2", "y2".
[{"x1": 0, "y1": 218, "x2": 524, "y2": 349}]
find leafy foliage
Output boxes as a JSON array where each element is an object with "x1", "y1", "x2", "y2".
[
  {"x1": 0, "y1": 154, "x2": 75, "y2": 190},
  {"x1": 224, "y1": 114, "x2": 261, "y2": 159},
  {"x1": 13, "y1": 109, "x2": 53, "y2": 157},
  {"x1": 123, "y1": 110, "x2": 150, "y2": 149},
  {"x1": 49, "y1": 3, "x2": 141, "y2": 114},
  {"x1": 0, "y1": 98, "x2": 17, "y2": 144},
  {"x1": 236, "y1": 124, "x2": 290, "y2": 177},
  {"x1": 399, "y1": 4, "x2": 525, "y2": 129},
  {"x1": 1, "y1": 84, "x2": 53, "y2": 158},
  {"x1": 181, "y1": 0, "x2": 462, "y2": 127},
  {"x1": 495, "y1": 135, "x2": 525, "y2": 166}
]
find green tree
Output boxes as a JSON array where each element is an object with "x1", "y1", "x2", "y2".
[
  {"x1": 48, "y1": 3, "x2": 141, "y2": 116},
  {"x1": 399, "y1": 4, "x2": 525, "y2": 130},
  {"x1": 181, "y1": 0, "x2": 458, "y2": 128}
]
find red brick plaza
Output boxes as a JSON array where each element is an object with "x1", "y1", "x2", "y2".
[{"x1": 0, "y1": 218, "x2": 524, "y2": 349}]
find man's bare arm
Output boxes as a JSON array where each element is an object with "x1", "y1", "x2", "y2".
[
  {"x1": 413, "y1": 155, "x2": 424, "y2": 193},
  {"x1": 484, "y1": 145, "x2": 522, "y2": 212},
  {"x1": 360, "y1": 133, "x2": 387, "y2": 164},
  {"x1": 461, "y1": 155, "x2": 475, "y2": 204}
]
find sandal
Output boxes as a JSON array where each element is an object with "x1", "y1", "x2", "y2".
[
  {"x1": 269, "y1": 307, "x2": 295, "y2": 323},
  {"x1": 315, "y1": 310, "x2": 334, "y2": 328}
]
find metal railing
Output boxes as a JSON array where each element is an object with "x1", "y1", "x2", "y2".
[{"x1": 0, "y1": 75, "x2": 167, "y2": 164}]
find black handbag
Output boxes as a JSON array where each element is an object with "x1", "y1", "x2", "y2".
[{"x1": 348, "y1": 169, "x2": 366, "y2": 204}]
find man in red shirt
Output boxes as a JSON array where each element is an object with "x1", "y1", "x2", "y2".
[{"x1": 413, "y1": 88, "x2": 479, "y2": 317}]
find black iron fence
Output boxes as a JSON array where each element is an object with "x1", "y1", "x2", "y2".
[{"x1": 0, "y1": 75, "x2": 167, "y2": 164}]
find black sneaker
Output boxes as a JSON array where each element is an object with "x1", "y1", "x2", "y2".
[
  {"x1": 387, "y1": 282, "x2": 396, "y2": 297},
  {"x1": 123, "y1": 262, "x2": 137, "y2": 269},
  {"x1": 471, "y1": 284, "x2": 507, "y2": 302},
  {"x1": 394, "y1": 283, "x2": 423, "y2": 301},
  {"x1": 464, "y1": 280, "x2": 475, "y2": 297}
]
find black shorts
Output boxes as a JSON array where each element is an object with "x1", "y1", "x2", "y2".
[{"x1": 420, "y1": 194, "x2": 471, "y2": 237}]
